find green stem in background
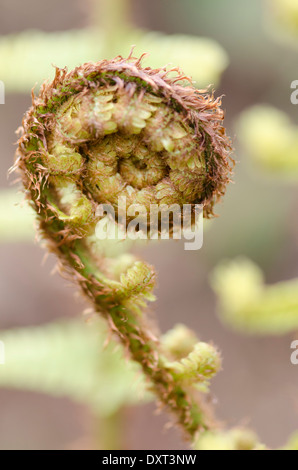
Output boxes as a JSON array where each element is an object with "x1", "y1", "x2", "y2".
[
  {"x1": 91, "y1": 0, "x2": 132, "y2": 55},
  {"x1": 96, "y1": 410, "x2": 127, "y2": 450}
]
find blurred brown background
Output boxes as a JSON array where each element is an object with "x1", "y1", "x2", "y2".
[{"x1": 0, "y1": 0, "x2": 298, "y2": 450}]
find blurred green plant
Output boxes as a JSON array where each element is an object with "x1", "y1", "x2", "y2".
[
  {"x1": 0, "y1": 0, "x2": 230, "y2": 442},
  {"x1": 204, "y1": 3, "x2": 298, "y2": 445},
  {"x1": 194, "y1": 427, "x2": 264, "y2": 451},
  {"x1": 266, "y1": 0, "x2": 298, "y2": 45},
  {"x1": 216, "y1": 101, "x2": 298, "y2": 336},
  {"x1": 237, "y1": 105, "x2": 298, "y2": 177},
  {"x1": 0, "y1": 317, "x2": 150, "y2": 416},
  {"x1": 195, "y1": 427, "x2": 298, "y2": 450},
  {"x1": 211, "y1": 258, "x2": 298, "y2": 335},
  {"x1": 0, "y1": 189, "x2": 34, "y2": 241},
  {"x1": 0, "y1": 0, "x2": 228, "y2": 93}
]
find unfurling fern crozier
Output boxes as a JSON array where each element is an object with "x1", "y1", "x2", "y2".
[{"x1": 15, "y1": 53, "x2": 233, "y2": 440}]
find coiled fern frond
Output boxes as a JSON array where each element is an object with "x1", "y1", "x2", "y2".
[{"x1": 14, "y1": 53, "x2": 233, "y2": 440}]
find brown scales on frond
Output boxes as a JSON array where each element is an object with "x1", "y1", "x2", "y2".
[
  {"x1": 17, "y1": 53, "x2": 233, "y2": 222},
  {"x1": 14, "y1": 53, "x2": 231, "y2": 441}
]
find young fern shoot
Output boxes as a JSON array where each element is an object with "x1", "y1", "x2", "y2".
[{"x1": 14, "y1": 53, "x2": 233, "y2": 442}]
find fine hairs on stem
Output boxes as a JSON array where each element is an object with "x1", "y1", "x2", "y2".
[{"x1": 14, "y1": 52, "x2": 233, "y2": 443}]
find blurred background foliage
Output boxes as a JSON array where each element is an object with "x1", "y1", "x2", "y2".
[
  {"x1": 0, "y1": 317, "x2": 149, "y2": 416},
  {"x1": 0, "y1": 0, "x2": 228, "y2": 92},
  {"x1": 1, "y1": 0, "x2": 298, "y2": 450},
  {"x1": 265, "y1": 0, "x2": 298, "y2": 46}
]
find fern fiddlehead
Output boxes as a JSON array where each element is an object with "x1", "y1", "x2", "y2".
[{"x1": 15, "y1": 53, "x2": 233, "y2": 441}]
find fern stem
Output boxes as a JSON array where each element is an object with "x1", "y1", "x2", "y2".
[
  {"x1": 15, "y1": 54, "x2": 232, "y2": 443},
  {"x1": 91, "y1": 0, "x2": 132, "y2": 55}
]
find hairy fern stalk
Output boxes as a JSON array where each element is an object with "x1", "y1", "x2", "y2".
[{"x1": 15, "y1": 53, "x2": 233, "y2": 441}]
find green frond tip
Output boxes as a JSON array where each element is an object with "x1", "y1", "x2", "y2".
[
  {"x1": 166, "y1": 342, "x2": 221, "y2": 385},
  {"x1": 118, "y1": 261, "x2": 156, "y2": 308},
  {"x1": 0, "y1": 317, "x2": 151, "y2": 416},
  {"x1": 211, "y1": 257, "x2": 298, "y2": 335},
  {"x1": 162, "y1": 324, "x2": 221, "y2": 388},
  {"x1": 161, "y1": 324, "x2": 199, "y2": 360}
]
